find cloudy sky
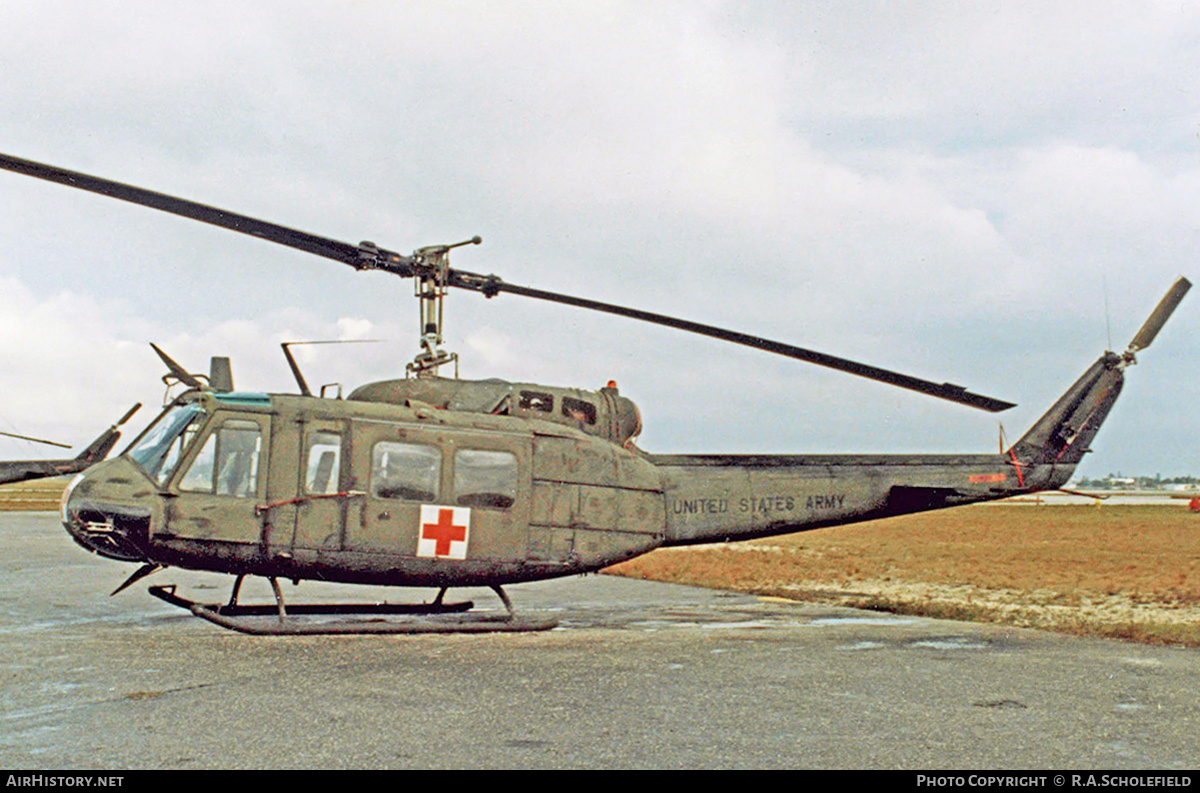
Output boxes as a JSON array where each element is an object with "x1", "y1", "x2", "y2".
[{"x1": 0, "y1": 1, "x2": 1196, "y2": 478}]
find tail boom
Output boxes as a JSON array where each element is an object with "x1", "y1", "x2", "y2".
[
  {"x1": 654, "y1": 452, "x2": 1042, "y2": 547},
  {"x1": 653, "y1": 278, "x2": 1188, "y2": 547}
]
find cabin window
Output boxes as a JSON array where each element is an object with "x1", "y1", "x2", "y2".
[
  {"x1": 518, "y1": 390, "x2": 553, "y2": 412},
  {"x1": 453, "y1": 449, "x2": 518, "y2": 509},
  {"x1": 371, "y1": 441, "x2": 440, "y2": 502},
  {"x1": 304, "y1": 432, "x2": 342, "y2": 495},
  {"x1": 177, "y1": 419, "x2": 262, "y2": 497},
  {"x1": 561, "y1": 397, "x2": 596, "y2": 425},
  {"x1": 126, "y1": 403, "x2": 206, "y2": 486}
]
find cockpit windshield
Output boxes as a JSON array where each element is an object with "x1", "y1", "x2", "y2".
[{"x1": 125, "y1": 403, "x2": 206, "y2": 486}]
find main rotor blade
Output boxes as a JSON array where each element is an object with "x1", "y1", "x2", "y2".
[
  {"x1": 0, "y1": 151, "x2": 1016, "y2": 412},
  {"x1": 0, "y1": 152, "x2": 413, "y2": 273},
  {"x1": 451, "y1": 272, "x2": 1016, "y2": 412},
  {"x1": 1127, "y1": 277, "x2": 1191, "y2": 353}
]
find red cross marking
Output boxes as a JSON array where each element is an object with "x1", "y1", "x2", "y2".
[{"x1": 421, "y1": 508, "x2": 467, "y2": 556}]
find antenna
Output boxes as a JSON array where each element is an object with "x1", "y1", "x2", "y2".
[
  {"x1": 1103, "y1": 277, "x2": 1113, "y2": 351},
  {"x1": 281, "y1": 340, "x2": 385, "y2": 396}
]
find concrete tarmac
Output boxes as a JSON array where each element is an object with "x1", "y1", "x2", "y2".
[{"x1": 2, "y1": 512, "x2": 1198, "y2": 770}]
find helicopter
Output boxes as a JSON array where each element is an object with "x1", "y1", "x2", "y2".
[
  {"x1": 0, "y1": 403, "x2": 140, "y2": 486},
  {"x1": 0, "y1": 151, "x2": 1190, "y2": 634}
]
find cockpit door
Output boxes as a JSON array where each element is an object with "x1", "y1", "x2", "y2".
[
  {"x1": 262, "y1": 417, "x2": 348, "y2": 560},
  {"x1": 162, "y1": 413, "x2": 270, "y2": 545}
]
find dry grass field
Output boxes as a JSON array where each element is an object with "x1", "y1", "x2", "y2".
[
  {"x1": 606, "y1": 503, "x2": 1200, "y2": 646},
  {"x1": 0, "y1": 478, "x2": 67, "y2": 511}
]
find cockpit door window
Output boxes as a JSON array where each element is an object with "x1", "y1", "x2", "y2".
[
  {"x1": 126, "y1": 403, "x2": 205, "y2": 486},
  {"x1": 177, "y1": 419, "x2": 263, "y2": 497}
]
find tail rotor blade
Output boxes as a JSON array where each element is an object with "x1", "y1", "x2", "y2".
[{"x1": 1127, "y1": 277, "x2": 1191, "y2": 353}]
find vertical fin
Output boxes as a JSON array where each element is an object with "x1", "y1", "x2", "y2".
[{"x1": 1009, "y1": 278, "x2": 1189, "y2": 467}]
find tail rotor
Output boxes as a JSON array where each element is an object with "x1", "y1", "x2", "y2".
[{"x1": 1125, "y1": 277, "x2": 1191, "y2": 359}]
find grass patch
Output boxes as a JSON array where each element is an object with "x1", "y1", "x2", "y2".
[
  {"x1": 605, "y1": 504, "x2": 1200, "y2": 646},
  {"x1": 0, "y1": 477, "x2": 68, "y2": 511}
]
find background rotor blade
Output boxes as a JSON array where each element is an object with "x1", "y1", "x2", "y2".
[
  {"x1": 1127, "y1": 277, "x2": 1191, "y2": 353},
  {"x1": 453, "y1": 272, "x2": 1016, "y2": 412},
  {"x1": 114, "y1": 403, "x2": 142, "y2": 427},
  {"x1": 0, "y1": 152, "x2": 412, "y2": 273},
  {"x1": 0, "y1": 430, "x2": 71, "y2": 449}
]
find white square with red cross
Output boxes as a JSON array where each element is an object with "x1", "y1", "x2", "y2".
[{"x1": 417, "y1": 505, "x2": 471, "y2": 560}]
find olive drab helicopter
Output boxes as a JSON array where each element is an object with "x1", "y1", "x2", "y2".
[{"x1": 0, "y1": 152, "x2": 1191, "y2": 634}]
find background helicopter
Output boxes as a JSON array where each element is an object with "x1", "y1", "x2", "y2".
[
  {"x1": 0, "y1": 404, "x2": 140, "y2": 486},
  {"x1": 0, "y1": 152, "x2": 1190, "y2": 634}
]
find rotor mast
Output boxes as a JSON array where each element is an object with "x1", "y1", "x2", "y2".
[{"x1": 407, "y1": 236, "x2": 482, "y2": 377}]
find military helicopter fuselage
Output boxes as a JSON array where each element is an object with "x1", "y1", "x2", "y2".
[
  {"x1": 64, "y1": 378, "x2": 662, "y2": 588},
  {"x1": 61, "y1": 340, "x2": 1153, "y2": 595}
]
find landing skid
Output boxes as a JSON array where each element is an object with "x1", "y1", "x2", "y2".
[{"x1": 147, "y1": 578, "x2": 558, "y2": 635}]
